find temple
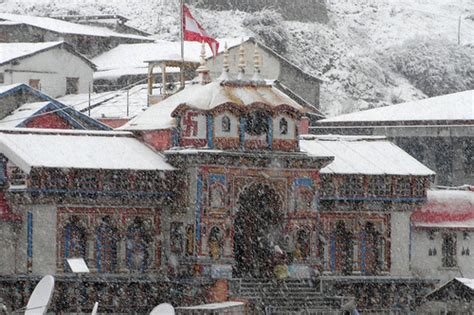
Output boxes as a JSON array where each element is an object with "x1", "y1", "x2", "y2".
[{"x1": 0, "y1": 42, "x2": 443, "y2": 313}]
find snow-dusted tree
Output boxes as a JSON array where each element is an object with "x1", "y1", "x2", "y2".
[
  {"x1": 243, "y1": 9, "x2": 289, "y2": 53},
  {"x1": 387, "y1": 38, "x2": 474, "y2": 97}
]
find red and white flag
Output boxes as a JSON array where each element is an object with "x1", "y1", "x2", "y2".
[{"x1": 182, "y1": 4, "x2": 219, "y2": 57}]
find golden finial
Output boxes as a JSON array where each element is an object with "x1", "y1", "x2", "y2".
[
  {"x1": 196, "y1": 41, "x2": 211, "y2": 85},
  {"x1": 237, "y1": 40, "x2": 246, "y2": 80},
  {"x1": 223, "y1": 42, "x2": 230, "y2": 73},
  {"x1": 218, "y1": 42, "x2": 230, "y2": 81},
  {"x1": 252, "y1": 42, "x2": 263, "y2": 82}
]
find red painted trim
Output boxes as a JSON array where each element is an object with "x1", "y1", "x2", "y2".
[{"x1": 25, "y1": 113, "x2": 73, "y2": 129}]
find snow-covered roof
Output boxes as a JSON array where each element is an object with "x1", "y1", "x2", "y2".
[
  {"x1": 121, "y1": 80, "x2": 303, "y2": 131},
  {"x1": 456, "y1": 278, "x2": 474, "y2": 290},
  {"x1": 0, "y1": 13, "x2": 152, "y2": 41},
  {"x1": 411, "y1": 189, "x2": 474, "y2": 229},
  {"x1": 299, "y1": 135, "x2": 435, "y2": 176},
  {"x1": 0, "y1": 100, "x2": 111, "y2": 130},
  {"x1": 0, "y1": 129, "x2": 174, "y2": 172},
  {"x1": 92, "y1": 38, "x2": 246, "y2": 77},
  {"x1": 0, "y1": 41, "x2": 96, "y2": 69},
  {"x1": 0, "y1": 102, "x2": 49, "y2": 128},
  {"x1": 0, "y1": 42, "x2": 61, "y2": 65},
  {"x1": 426, "y1": 277, "x2": 474, "y2": 299},
  {"x1": 0, "y1": 83, "x2": 24, "y2": 96},
  {"x1": 318, "y1": 90, "x2": 474, "y2": 124},
  {"x1": 57, "y1": 84, "x2": 162, "y2": 119}
]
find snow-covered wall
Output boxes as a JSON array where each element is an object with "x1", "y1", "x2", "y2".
[
  {"x1": 30, "y1": 205, "x2": 57, "y2": 275},
  {"x1": 390, "y1": 211, "x2": 411, "y2": 276},
  {"x1": 0, "y1": 46, "x2": 94, "y2": 98},
  {"x1": 411, "y1": 230, "x2": 474, "y2": 282},
  {"x1": 0, "y1": 222, "x2": 16, "y2": 275}
]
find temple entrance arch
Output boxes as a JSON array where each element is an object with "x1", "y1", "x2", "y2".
[{"x1": 233, "y1": 182, "x2": 284, "y2": 278}]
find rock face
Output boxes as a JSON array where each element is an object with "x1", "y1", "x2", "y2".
[{"x1": 192, "y1": 0, "x2": 329, "y2": 23}]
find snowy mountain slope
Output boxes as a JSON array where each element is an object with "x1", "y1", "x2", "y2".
[{"x1": 1, "y1": 0, "x2": 473, "y2": 117}]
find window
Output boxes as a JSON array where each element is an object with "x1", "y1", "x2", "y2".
[
  {"x1": 332, "y1": 220, "x2": 353, "y2": 275},
  {"x1": 368, "y1": 176, "x2": 392, "y2": 196},
  {"x1": 293, "y1": 186, "x2": 314, "y2": 212},
  {"x1": 279, "y1": 117, "x2": 288, "y2": 135},
  {"x1": 395, "y1": 177, "x2": 412, "y2": 196},
  {"x1": 340, "y1": 176, "x2": 364, "y2": 196},
  {"x1": 43, "y1": 169, "x2": 68, "y2": 189},
  {"x1": 221, "y1": 116, "x2": 231, "y2": 133},
  {"x1": 0, "y1": 73, "x2": 4, "y2": 84},
  {"x1": 103, "y1": 171, "x2": 132, "y2": 191},
  {"x1": 209, "y1": 226, "x2": 223, "y2": 260},
  {"x1": 7, "y1": 162, "x2": 27, "y2": 187},
  {"x1": 127, "y1": 217, "x2": 152, "y2": 272},
  {"x1": 295, "y1": 229, "x2": 310, "y2": 261},
  {"x1": 442, "y1": 233, "x2": 457, "y2": 268},
  {"x1": 210, "y1": 184, "x2": 225, "y2": 208},
  {"x1": 72, "y1": 170, "x2": 97, "y2": 190},
  {"x1": 95, "y1": 216, "x2": 118, "y2": 273},
  {"x1": 28, "y1": 79, "x2": 40, "y2": 90},
  {"x1": 66, "y1": 77, "x2": 79, "y2": 95},
  {"x1": 63, "y1": 216, "x2": 87, "y2": 271},
  {"x1": 321, "y1": 175, "x2": 336, "y2": 197},
  {"x1": 464, "y1": 139, "x2": 474, "y2": 174},
  {"x1": 245, "y1": 110, "x2": 269, "y2": 135}
]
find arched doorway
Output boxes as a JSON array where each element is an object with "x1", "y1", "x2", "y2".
[{"x1": 234, "y1": 183, "x2": 283, "y2": 278}]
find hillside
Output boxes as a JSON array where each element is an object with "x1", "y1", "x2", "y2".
[{"x1": 1, "y1": 0, "x2": 473, "y2": 117}]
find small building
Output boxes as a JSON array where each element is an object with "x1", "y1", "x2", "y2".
[
  {"x1": 0, "y1": 82, "x2": 110, "y2": 130},
  {"x1": 411, "y1": 189, "x2": 474, "y2": 282},
  {"x1": 419, "y1": 277, "x2": 474, "y2": 313},
  {"x1": 0, "y1": 13, "x2": 153, "y2": 57},
  {"x1": 93, "y1": 38, "x2": 322, "y2": 112},
  {"x1": 0, "y1": 42, "x2": 96, "y2": 97},
  {"x1": 51, "y1": 14, "x2": 150, "y2": 37},
  {"x1": 313, "y1": 90, "x2": 474, "y2": 186}
]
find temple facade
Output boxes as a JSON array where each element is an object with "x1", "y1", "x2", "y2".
[{"x1": 0, "y1": 43, "x2": 440, "y2": 313}]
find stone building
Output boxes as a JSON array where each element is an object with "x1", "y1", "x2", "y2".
[
  {"x1": 93, "y1": 38, "x2": 322, "y2": 112},
  {"x1": 313, "y1": 90, "x2": 474, "y2": 187},
  {"x1": 411, "y1": 189, "x2": 474, "y2": 283},
  {"x1": 0, "y1": 13, "x2": 153, "y2": 57},
  {"x1": 0, "y1": 43, "x2": 440, "y2": 313},
  {"x1": 0, "y1": 42, "x2": 96, "y2": 98}
]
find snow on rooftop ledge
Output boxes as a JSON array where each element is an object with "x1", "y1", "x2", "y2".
[{"x1": 299, "y1": 134, "x2": 387, "y2": 141}]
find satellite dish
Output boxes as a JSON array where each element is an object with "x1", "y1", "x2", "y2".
[
  {"x1": 150, "y1": 303, "x2": 175, "y2": 315},
  {"x1": 91, "y1": 301, "x2": 99, "y2": 315},
  {"x1": 25, "y1": 275, "x2": 55, "y2": 315}
]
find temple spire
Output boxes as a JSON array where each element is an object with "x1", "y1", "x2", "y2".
[
  {"x1": 218, "y1": 42, "x2": 230, "y2": 81},
  {"x1": 237, "y1": 40, "x2": 246, "y2": 80},
  {"x1": 252, "y1": 42, "x2": 263, "y2": 82},
  {"x1": 196, "y1": 41, "x2": 211, "y2": 85}
]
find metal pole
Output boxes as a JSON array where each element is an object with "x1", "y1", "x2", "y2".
[
  {"x1": 458, "y1": 15, "x2": 461, "y2": 45},
  {"x1": 88, "y1": 83, "x2": 91, "y2": 116},
  {"x1": 180, "y1": 0, "x2": 185, "y2": 89},
  {"x1": 126, "y1": 88, "x2": 130, "y2": 117}
]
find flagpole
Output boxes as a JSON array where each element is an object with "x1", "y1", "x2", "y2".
[{"x1": 180, "y1": 0, "x2": 185, "y2": 89}]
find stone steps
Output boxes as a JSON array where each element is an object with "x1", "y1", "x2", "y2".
[{"x1": 231, "y1": 279, "x2": 343, "y2": 314}]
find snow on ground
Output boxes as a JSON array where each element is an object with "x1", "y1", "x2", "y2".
[{"x1": 2, "y1": 0, "x2": 472, "y2": 117}]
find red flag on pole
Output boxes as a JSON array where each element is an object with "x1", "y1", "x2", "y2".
[{"x1": 182, "y1": 4, "x2": 219, "y2": 57}]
